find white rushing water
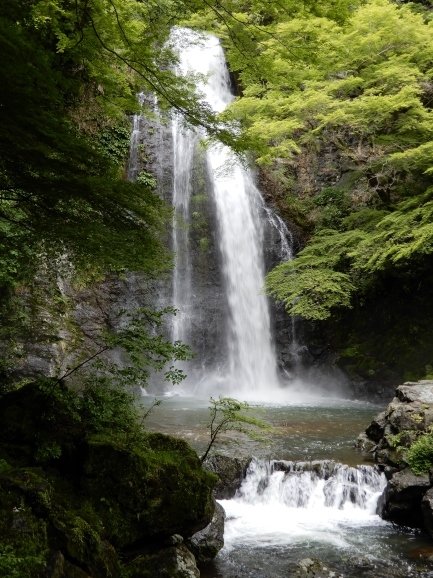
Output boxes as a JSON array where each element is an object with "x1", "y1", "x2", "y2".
[
  {"x1": 127, "y1": 92, "x2": 145, "y2": 182},
  {"x1": 171, "y1": 31, "x2": 281, "y2": 398},
  {"x1": 171, "y1": 113, "x2": 196, "y2": 345},
  {"x1": 221, "y1": 459, "x2": 387, "y2": 550}
]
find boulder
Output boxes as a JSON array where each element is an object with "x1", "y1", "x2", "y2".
[
  {"x1": 0, "y1": 467, "x2": 121, "y2": 578},
  {"x1": 81, "y1": 433, "x2": 217, "y2": 547},
  {"x1": 290, "y1": 558, "x2": 343, "y2": 578},
  {"x1": 343, "y1": 553, "x2": 373, "y2": 570},
  {"x1": 422, "y1": 487, "x2": 433, "y2": 538},
  {"x1": 379, "y1": 468, "x2": 430, "y2": 527},
  {"x1": 366, "y1": 411, "x2": 387, "y2": 443},
  {"x1": 388, "y1": 404, "x2": 425, "y2": 432},
  {"x1": 127, "y1": 543, "x2": 200, "y2": 578},
  {"x1": 0, "y1": 380, "x2": 85, "y2": 465},
  {"x1": 203, "y1": 454, "x2": 251, "y2": 499},
  {"x1": 397, "y1": 381, "x2": 433, "y2": 404},
  {"x1": 187, "y1": 501, "x2": 225, "y2": 567},
  {"x1": 355, "y1": 433, "x2": 376, "y2": 453}
]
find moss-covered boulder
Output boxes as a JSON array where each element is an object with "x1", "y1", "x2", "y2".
[
  {"x1": 0, "y1": 380, "x2": 84, "y2": 465},
  {"x1": 0, "y1": 465, "x2": 120, "y2": 577},
  {"x1": 0, "y1": 382, "x2": 217, "y2": 576},
  {"x1": 81, "y1": 433, "x2": 216, "y2": 547}
]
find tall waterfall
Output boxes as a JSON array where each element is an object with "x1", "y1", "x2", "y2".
[{"x1": 170, "y1": 31, "x2": 284, "y2": 398}]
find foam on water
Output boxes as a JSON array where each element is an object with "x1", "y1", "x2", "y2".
[{"x1": 221, "y1": 459, "x2": 387, "y2": 551}]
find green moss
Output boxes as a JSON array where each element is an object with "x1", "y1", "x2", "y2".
[
  {"x1": 0, "y1": 470, "x2": 49, "y2": 577},
  {"x1": 0, "y1": 382, "x2": 217, "y2": 576},
  {"x1": 81, "y1": 433, "x2": 216, "y2": 547},
  {"x1": 199, "y1": 238, "x2": 210, "y2": 253}
]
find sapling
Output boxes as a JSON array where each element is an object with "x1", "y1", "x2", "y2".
[{"x1": 200, "y1": 396, "x2": 273, "y2": 463}]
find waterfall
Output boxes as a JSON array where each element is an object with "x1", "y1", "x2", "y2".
[
  {"x1": 170, "y1": 30, "x2": 286, "y2": 398},
  {"x1": 171, "y1": 113, "x2": 196, "y2": 345},
  {"x1": 237, "y1": 459, "x2": 385, "y2": 511},
  {"x1": 127, "y1": 92, "x2": 145, "y2": 182},
  {"x1": 220, "y1": 458, "x2": 387, "y2": 551}
]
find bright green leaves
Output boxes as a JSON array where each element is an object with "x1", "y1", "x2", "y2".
[
  {"x1": 201, "y1": 396, "x2": 273, "y2": 462},
  {"x1": 221, "y1": 0, "x2": 433, "y2": 165},
  {"x1": 266, "y1": 263, "x2": 355, "y2": 320},
  {"x1": 266, "y1": 193, "x2": 433, "y2": 320},
  {"x1": 265, "y1": 229, "x2": 362, "y2": 320},
  {"x1": 354, "y1": 193, "x2": 433, "y2": 271}
]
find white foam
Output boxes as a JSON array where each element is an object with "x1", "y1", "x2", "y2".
[{"x1": 220, "y1": 459, "x2": 387, "y2": 551}]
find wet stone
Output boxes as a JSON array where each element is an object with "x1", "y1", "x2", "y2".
[
  {"x1": 343, "y1": 553, "x2": 374, "y2": 569},
  {"x1": 187, "y1": 502, "x2": 225, "y2": 567},
  {"x1": 355, "y1": 433, "x2": 376, "y2": 453},
  {"x1": 290, "y1": 558, "x2": 343, "y2": 578},
  {"x1": 203, "y1": 455, "x2": 251, "y2": 499}
]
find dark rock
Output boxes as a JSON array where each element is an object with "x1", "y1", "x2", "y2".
[
  {"x1": 422, "y1": 487, "x2": 433, "y2": 538},
  {"x1": 187, "y1": 501, "x2": 225, "y2": 567},
  {"x1": 0, "y1": 380, "x2": 85, "y2": 464},
  {"x1": 375, "y1": 448, "x2": 402, "y2": 468},
  {"x1": 355, "y1": 433, "x2": 376, "y2": 453},
  {"x1": 383, "y1": 465, "x2": 398, "y2": 480},
  {"x1": 64, "y1": 561, "x2": 91, "y2": 578},
  {"x1": 81, "y1": 433, "x2": 216, "y2": 547},
  {"x1": 379, "y1": 468, "x2": 430, "y2": 527},
  {"x1": 290, "y1": 558, "x2": 343, "y2": 578},
  {"x1": 366, "y1": 412, "x2": 387, "y2": 443},
  {"x1": 272, "y1": 459, "x2": 339, "y2": 480},
  {"x1": 165, "y1": 534, "x2": 184, "y2": 546},
  {"x1": 388, "y1": 404, "x2": 425, "y2": 432},
  {"x1": 344, "y1": 553, "x2": 374, "y2": 569},
  {"x1": 127, "y1": 543, "x2": 200, "y2": 578},
  {"x1": 203, "y1": 454, "x2": 251, "y2": 499}
]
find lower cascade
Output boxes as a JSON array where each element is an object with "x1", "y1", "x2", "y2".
[
  {"x1": 220, "y1": 459, "x2": 388, "y2": 556},
  {"x1": 235, "y1": 459, "x2": 386, "y2": 511}
]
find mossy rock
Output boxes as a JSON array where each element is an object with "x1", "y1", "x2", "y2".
[
  {"x1": 0, "y1": 468, "x2": 50, "y2": 576},
  {"x1": 0, "y1": 380, "x2": 84, "y2": 465},
  {"x1": 80, "y1": 433, "x2": 216, "y2": 547},
  {"x1": 0, "y1": 467, "x2": 120, "y2": 577},
  {"x1": 126, "y1": 543, "x2": 199, "y2": 578}
]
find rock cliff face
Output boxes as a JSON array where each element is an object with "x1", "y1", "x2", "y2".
[{"x1": 358, "y1": 380, "x2": 433, "y2": 535}]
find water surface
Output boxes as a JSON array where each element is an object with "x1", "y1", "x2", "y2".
[{"x1": 144, "y1": 394, "x2": 433, "y2": 578}]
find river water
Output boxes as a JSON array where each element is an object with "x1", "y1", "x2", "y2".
[{"x1": 145, "y1": 397, "x2": 433, "y2": 578}]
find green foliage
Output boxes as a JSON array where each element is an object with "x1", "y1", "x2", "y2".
[
  {"x1": 97, "y1": 126, "x2": 132, "y2": 165},
  {"x1": 0, "y1": 543, "x2": 44, "y2": 578},
  {"x1": 406, "y1": 433, "x2": 433, "y2": 474},
  {"x1": 265, "y1": 229, "x2": 362, "y2": 319},
  {"x1": 313, "y1": 188, "x2": 346, "y2": 207},
  {"x1": 136, "y1": 171, "x2": 157, "y2": 189},
  {"x1": 266, "y1": 263, "x2": 355, "y2": 320},
  {"x1": 204, "y1": 0, "x2": 433, "y2": 338},
  {"x1": 201, "y1": 397, "x2": 273, "y2": 462}
]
